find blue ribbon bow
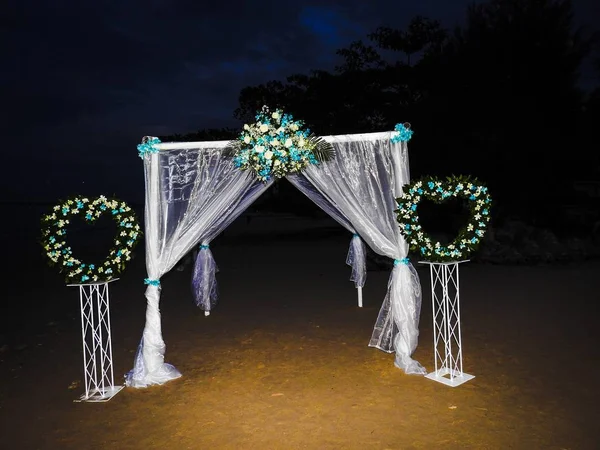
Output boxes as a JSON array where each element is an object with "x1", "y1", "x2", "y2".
[{"x1": 144, "y1": 278, "x2": 160, "y2": 286}]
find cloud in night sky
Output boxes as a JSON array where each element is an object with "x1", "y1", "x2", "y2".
[{"x1": 2, "y1": 0, "x2": 598, "y2": 201}]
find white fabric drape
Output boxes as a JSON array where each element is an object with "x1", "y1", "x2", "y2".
[
  {"x1": 296, "y1": 135, "x2": 426, "y2": 374},
  {"x1": 126, "y1": 145, "x2": 271, "y2": 388}
]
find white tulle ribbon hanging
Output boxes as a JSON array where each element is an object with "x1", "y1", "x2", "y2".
[
  {"x1": 191, "y1": 243, "x2": 219, "y2": 313},
  {"x1": 346, "y1": 234, "x2": 367, "y2": 288}
]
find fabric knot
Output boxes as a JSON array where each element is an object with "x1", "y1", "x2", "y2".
[
  {"x1": 199, "y1": 244, "x2": 210, "y2": 250},
  {"x1": 353, "y1": 233, "x2": 359, "y2": 238},
  {"x1": 144, "y1": 278, "x2": 160, "y2": 286},
  {"x1": 393, "y1": 258, "x2": 410, "y2": 266}
]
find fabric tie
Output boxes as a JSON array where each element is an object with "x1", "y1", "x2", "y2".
[
  {"x1": 199, "y1": 244, "x2": 209, "y2": 250},
  {"x1": 144, "y1": 278, "x2": 160, "y2": 286},
  {"x1": 393, "y1": 258, "x2": 410, "y2": 266}
]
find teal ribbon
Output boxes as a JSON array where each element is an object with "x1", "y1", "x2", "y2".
[
  {"x1": 144, "y1": 278, "x2": 160, "y2": 286},
  {"x1": 137, "y1": 137, "x2": 162, "y2": 159},
  {"x1": 393, "y1": 258, "x2": 410, "y2": 266},
  {"x1": 353, "y1": 233, "x2": 359, "y2": 238},
  {"x1": 199, "y1": 244, "x2": 209, "y2": 250}
]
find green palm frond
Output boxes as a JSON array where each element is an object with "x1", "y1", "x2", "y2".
[{"x1": 306, "y1": 133, "x2": 335, "y2": 162}]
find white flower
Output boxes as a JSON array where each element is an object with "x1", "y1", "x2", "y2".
[
  {"x1": 298, "y1": 138, "x2": 305, "y2": 147},
  {"x1": 264, "y1": 150, "x2": 273, "y2": 160},
  {"x1": 243, "y1": 136, "x2": 251, "y2": 144},
  {"x1": 274, "y1": 160, "x2": 281, "y2": 166},
  {"x1": 474, "y1": 214, "x2": 481, "y2": 220},
  {"x1": 255, "y1": 145, "x2": 265, "y2": 153},
  {"x1": 467, "y1": 224, "x2": 474, "y2": 231},
  {"x1": 243, "y1": 124, "x2": 250, "y2": 130},
  {"x1": 259, "y1": 124, "x2": 269, "y2": 133},
  {"x1": 284, "y1": 138, "x2": 293, "y2": 148},
  {"x1": 272, "y1": 112, "x2": 280, "y2": 120}
]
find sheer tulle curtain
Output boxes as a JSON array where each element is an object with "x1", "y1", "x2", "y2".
[
  {"x1": 298, "y1": 133, "x2": 426, "y2": 375},
  {"x1": 126, "y1": 145, "x2": 272, "y2": 388}
]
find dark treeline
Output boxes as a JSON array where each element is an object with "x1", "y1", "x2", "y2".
[{"x1": 162, "y1": 0, "x2": 600, "y2": 230}]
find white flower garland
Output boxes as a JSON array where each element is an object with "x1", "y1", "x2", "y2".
[
  {"x1": 396, "y1": 176, "x2": 492, "y2": 262},
  {"x1": 40, "y1": 195, "x2": 142, "y2": 284}
]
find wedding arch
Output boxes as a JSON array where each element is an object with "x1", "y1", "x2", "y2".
[{"x1": 126, "y1": 130, "x2": 426, "y2": 388}]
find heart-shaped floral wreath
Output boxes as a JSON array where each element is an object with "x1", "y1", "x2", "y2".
[
  {"x1": 40, "y1": 195, "x2": 142, "y2": 284},
  {"x1": 396, "y1": 176, "x2": 492, "y2": 262}
]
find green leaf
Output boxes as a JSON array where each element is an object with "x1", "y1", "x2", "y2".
[{"x1": 306, "y1": 133, "x2": 336, "y2": 162}]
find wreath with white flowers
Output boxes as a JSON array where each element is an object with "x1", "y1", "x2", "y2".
[
  {"x1": 396, "y1": 176, "x2": 492, "y2": 262},
  {"x1": 40, "y1": 195, "x2": 142, "y2": 284},
  {"x1": 225, "y1": 105, "x2": 335, "y2": 182}
]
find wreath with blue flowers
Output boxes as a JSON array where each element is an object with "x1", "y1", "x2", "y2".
[
  {"x1": 40, "y1": 195, "x2": 142, "y2": 284},
  {"x1": 225, "y1": 105, "x2": 335, "y2": 182},
  {"x1": 396, "y1": 176, "x2": 492, "y2": 262}
]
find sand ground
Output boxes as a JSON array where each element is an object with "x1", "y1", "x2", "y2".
[{"x1": 1, "y1": 217, "x2": 599, "y2": 449}]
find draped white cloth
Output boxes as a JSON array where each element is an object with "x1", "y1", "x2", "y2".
[
  {"x1": 128, "y1": 132, "x2": 425, "y2": 388},
  {"x1": 292, "y1": 135, "x2": 425, "y2": 374},
  {"x1": 126, "y1": 144, "x2": 272, "y2": 387}
]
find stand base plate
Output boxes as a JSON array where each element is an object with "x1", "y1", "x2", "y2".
[
  {"x1": 74, "y1": 385, "x2": 124, "y2": 403},
  {"x1": 425, "y1": 369, "x2": 475, "y2": 387}
]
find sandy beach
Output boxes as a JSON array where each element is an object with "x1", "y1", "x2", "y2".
[{"x1": 1, "y1": 215, "x2": 599, "y2": 449}]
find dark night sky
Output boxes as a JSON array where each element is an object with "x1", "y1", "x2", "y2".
[{"x1": 3, "y1": 0, "x2": 599, "y2": 202}]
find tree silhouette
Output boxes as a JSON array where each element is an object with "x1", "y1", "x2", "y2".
[{"x1": 163, "y1": 0, "x2": 597, "y2": 228}]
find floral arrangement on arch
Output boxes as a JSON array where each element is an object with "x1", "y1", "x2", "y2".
[
  {"x1": 396, "y1": 175, "x2": 492, "y2": 262},
  {"x1": 40, "y1": 195, "x2": 142, "y2": 284},
  {"x1": 226, "y1": 105, "x2": 335, "y2": 182}
]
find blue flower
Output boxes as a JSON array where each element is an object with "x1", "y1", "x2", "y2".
[
  {"x1": 428, "y1": 181, "x2": 435, "y2": 189},
  {"x1": 81, "y1": 275, "x2": 89, "y2": 282},
  {"x1": 137, "y1": 137, "x2": 162, "y2": 159},
  {"x1": 391, "y1": 123, "x2": 413, "y2": 143},
  {"x1": 469, "y1": 194, "x2": 476, "y2": 200},
  {"x1": 85, "y1": 213, "x2": 93, "y2": 220}
]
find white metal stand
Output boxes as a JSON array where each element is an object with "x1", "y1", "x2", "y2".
[
  {"x1": 357, "y1": 286, "x2": 363, "y2": 308},
  {"x1": 67, "y1": 278, "x2": 123, "y2": 402},
  {"x1": 419, "y1": 261, "x2": 474, "y2": 387}
]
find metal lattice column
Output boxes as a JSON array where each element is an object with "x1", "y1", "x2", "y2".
[
  {"x1": 68, "y1": 279, "x2": 123, "y2": 402},
  {"x1": 420, "y1": 261, "x2": 474, "y2": 387}
]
